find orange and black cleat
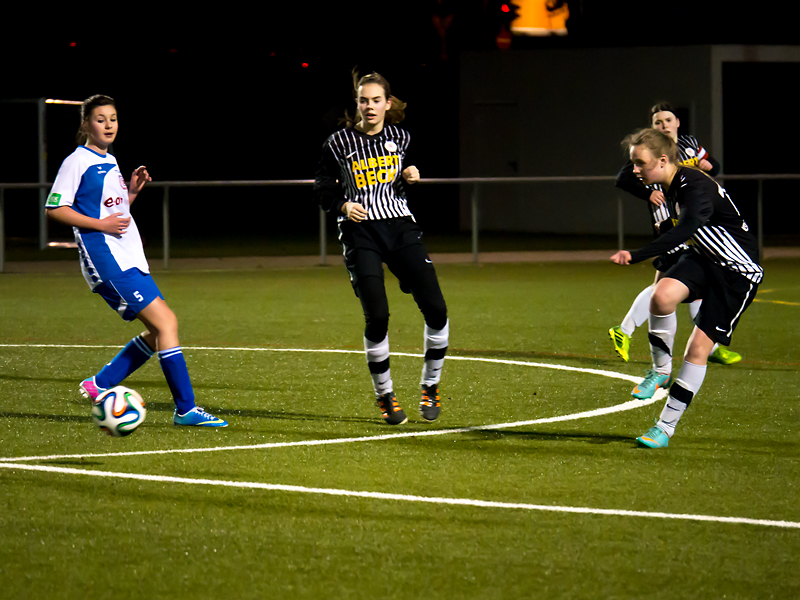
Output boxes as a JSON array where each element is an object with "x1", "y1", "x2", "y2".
[
  {"x1": 419, "y1": 384, "x2": 441, "y2": 422},
  {"x1": 376, "y1": 392, "x2": 408, "y2": 425}
]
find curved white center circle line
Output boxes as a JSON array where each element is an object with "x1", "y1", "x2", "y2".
[{"x1": 0, "y1": 343, "x2": 662, "y2": 464}]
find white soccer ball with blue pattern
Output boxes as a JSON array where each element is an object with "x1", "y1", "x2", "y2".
[{"x1": 91, "y1": 386, "x2": 146, "y2": 437}]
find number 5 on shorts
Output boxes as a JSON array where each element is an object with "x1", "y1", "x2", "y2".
[{"x1": 134, "y1": 291, "x2": 144, "y2": 302}]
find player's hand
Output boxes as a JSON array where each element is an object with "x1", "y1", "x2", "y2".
[
  {"x1": 698, "y1": 158, "x2": 713, "y2": 171},
  {"x1": 402, "y1": 165, "x2": 420, "y2": 184},
  {"x1": 649, "y1": 190, "x2": 665, "y2": 206},
  {"x1": 130, "y1": 166, "x2": 152, "y2": 194},
  {"x1": 343, "y1": 202, "x2": 368, "y2": 223},
  {"x1": 100, "y1": 212, "x2": 130, "y2": 235},
  {"x1": 610, "y1": 250, "x2": 631, "y2": 265}
]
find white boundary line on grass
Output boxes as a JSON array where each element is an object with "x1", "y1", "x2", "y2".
[
  {"x1": 2, "y1": 462, "x2": 799, "y2": 530},
  {"x1": 3, "y1": 344, "x2": 798, "y2": 531},
  {"x1": 0, "y1": 343, "x2": 660, "y2": 463}
]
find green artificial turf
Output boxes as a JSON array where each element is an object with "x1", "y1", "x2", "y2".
[{"x1": 1, "y1": 259, "x2": 799, "y2": 599}]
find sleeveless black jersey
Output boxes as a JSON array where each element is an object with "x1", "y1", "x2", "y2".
[
  {"x1": 314, "y1": 125, "x2": 413, "y2": 221},
  {"x1": 629, "y1": 167, "x2": 763, "y2": 284}
]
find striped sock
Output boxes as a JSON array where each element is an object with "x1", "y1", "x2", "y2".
[
  {"x1": 158, "y1": 347, "x2": 196, "y2": 415},
  {"x1": 421, "y1": 319, "x2": 449, "y2": 386},
  {"x1": 95, "y1": 335, "x2": 155, "y2": 389},
  {"x1": 648, "y1": 311, "x2": 676, "y2": 375},
  {"x1": 364, "y1": 334, "x2": 392, "y2": 397},
  {"x1": 658, "y1": 360, "x2": 707, "y2": 437}
]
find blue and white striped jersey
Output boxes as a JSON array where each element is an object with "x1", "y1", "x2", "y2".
[{"x1": 46, "y1": 146, "x2": 149, "y2": 290}]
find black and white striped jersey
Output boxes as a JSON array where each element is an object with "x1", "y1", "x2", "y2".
[
  {"x1": 314, "y1": 125, "x2": 413, "y2": 221},
  {"x1": 616, "y1": 134, "x2": 717, "y2": 225},
  {"x1": 629, "y1": 167, "x2": 763, "y2": 283}
]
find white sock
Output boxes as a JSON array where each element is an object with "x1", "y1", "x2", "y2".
[
  {"x1": 657, "y1": 360, "x2": 707, "y2": 437},
  {"x1": 688, "y1": 299, "x2": 702, "y2": 323},
  {"x1": 621, "y1": 285, "x2": 653, "y2": 336},
  {"x1": 364, "y1": 334, "x2": 392, "y2": 396},
  {"x1": 648, "y1": 311, "x2": 676, "y2": 375},
  {"x1": 421, "y1": 319, "x2": 449, "y2": 386}
]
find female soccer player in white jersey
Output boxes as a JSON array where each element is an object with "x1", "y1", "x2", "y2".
[
  {"x1": 610, "y1": 128, "x2": 762, "y2": 448},
  {"x1": 611, "y1": 102, "x2": 741, "y2": 400},
  {"x1": 314, "y1": 71, "x2": 449, "y2": 425},
  {"x1": 45, "y1": 95, "x2": 227, "y2": 427}
]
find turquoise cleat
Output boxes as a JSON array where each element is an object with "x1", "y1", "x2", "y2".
[
  {"x1": 637, "y1": 424, "x2": 670, "y2": 448},
  {"x1": 631, "y1": 369, "x2": 671, "y2": 400},
  {"x1": 174, "y1": 406, "x2": 228, "y2": 427}
]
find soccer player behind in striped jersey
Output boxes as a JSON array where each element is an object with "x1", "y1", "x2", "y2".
[
  {"x1": 314, "y1": 70, "x2": 449, "y2": 425},
  {"x1": 611, "y1": 103, "x2": 742, "y2": 401},
  {"x1": 610, "y1": 129, "x2": 762, "y2": 448}
]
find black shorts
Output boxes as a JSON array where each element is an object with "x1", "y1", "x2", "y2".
[
  {"x1": 664, "y1": 251, "x2": 759, "y2": 345},
  {"x1": 653, "y1": 248, "x2": 687, "y2": 273},
  {"x1": 338, "y1": 217, "x2": 434, "y2": 295}
]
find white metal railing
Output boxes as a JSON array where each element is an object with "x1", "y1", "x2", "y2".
[{"x1": 1, "y1": 174, "x2": 797, "y2": 273}]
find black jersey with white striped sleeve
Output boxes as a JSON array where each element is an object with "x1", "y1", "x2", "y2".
[{"x1": 629, "y1": 167, "x2": 763, "y2": 283}]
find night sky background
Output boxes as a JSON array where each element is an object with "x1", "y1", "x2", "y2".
[{"x1": 3, "y1": 1, "x2": 799, "y2": 243}]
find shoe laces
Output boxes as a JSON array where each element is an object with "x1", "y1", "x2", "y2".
[
  {"x1": 192, "y1": 407, "x2": 216, "y2": 419},
  {"x1": 421, "y1": 385, "x2": 439, "y2": 406},
  {"x1": 642, "y1": 369, "x2": 665, "y2": 383},
  {"x1": 376, "y1": 394, "x2": 399, "y2": 413}
]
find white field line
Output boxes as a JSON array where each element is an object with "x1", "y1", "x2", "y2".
[
  {"x1": 2, "y1": 462, "x2": 798, "y2": 530},
  {"x1": 0, "y1": 343, "x2": 661, "y2": 463}
]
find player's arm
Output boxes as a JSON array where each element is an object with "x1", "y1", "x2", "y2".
[
  {"x1": 128, "y1": 166, "x2": 151, "y2": 205},
  {"x1": 615, "y1": 160, "x2": 664, "y2": 205},
  {"x1": 313, "y1": 142, "x2": 347, "y2": 214},
  {"x1": 47, "y1": 205, "x2": 130, "y2": 235},
  {"x1": 627, "y1": 181, "x2": 713, "y2": 264}
]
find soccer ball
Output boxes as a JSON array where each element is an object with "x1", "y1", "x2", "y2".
[{"x1": 91, "y1": 386, "x2": 146, "y2": 437}]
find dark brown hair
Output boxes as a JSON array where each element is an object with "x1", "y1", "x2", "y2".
[
  {"x1": 342, "y1": 68, "x2": 407, "y2": 128},
  {"x1": 76, "y1": 94, "x2": 116, "y2": 145},
  {"x1": 649, "y1": 101, "x2": 677, "y2": 126}
]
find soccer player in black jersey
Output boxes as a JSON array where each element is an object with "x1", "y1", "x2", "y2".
[
  {"x1": 610, "y1": 103, "x2": 741, "y2": 401},
  {"x1": 611, "y1": 129, "x2": 762, "y2": 448},
  {"x1": 314, "y1": 71, "x2": 448, "y2": 425}
]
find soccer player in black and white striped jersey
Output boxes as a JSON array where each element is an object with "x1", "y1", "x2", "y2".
[
  {"x1": 611, "y1": 128, "x2": 763, "y2": 448},
  {"x1": 611, "y1": 103, "x2": 742, "y2": 389},
  {"x1": 314, "y1": 70, "x2": 448, "y2": 425}
]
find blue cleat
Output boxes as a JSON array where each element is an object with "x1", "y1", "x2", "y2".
[
  {"x1": 637, "y1": 424, "x2": 670, "y2": 448},
  {"x1": 173, "y1": 406, "x2": 228, "y2": 427},
  {"x1": 631, "y1": 369, "x2": 671, "y2": 400}
]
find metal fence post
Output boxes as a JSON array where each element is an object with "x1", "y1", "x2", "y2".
[
  {"x1": 163, "y1": 186, "x2": 170, "y2": 270},
  {"x1": 471, "y1": 184, "x2": 479, "y2": 264},
  {"x1": 0, "y1": 188, "x2": 5, "y2": 273},
  {"x1": 319, "y1": 207, "x2": 327, "y2": 265},
  {"x1": 757, "y1": 178, "x2": 763, "y2": 263}
]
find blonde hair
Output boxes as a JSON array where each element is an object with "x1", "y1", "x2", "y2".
[
  {"x1": 342, "y1": 68, "x2": 406, "y2": 128},
  {"x1": 76, "y1": 94, "x2": 115, "y2": 145},
  {"x1": 622, "y1": 128, "x2": 678, "y2": 164}
]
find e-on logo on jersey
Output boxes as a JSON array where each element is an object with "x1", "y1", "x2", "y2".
[{"x1": 351, "y1": 155, "x2": 400, "y2": 189}]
